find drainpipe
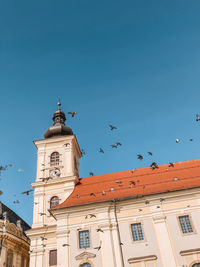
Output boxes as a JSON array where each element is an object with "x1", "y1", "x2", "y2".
[{"x1": 113, "y1": 199, "x2": 125, "y2": 267}]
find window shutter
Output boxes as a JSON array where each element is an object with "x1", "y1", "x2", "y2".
[{"x1": 49, "y1": 250, "x2": 57, "y2": 266}]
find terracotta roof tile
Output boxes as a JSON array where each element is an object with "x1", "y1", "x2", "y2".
[{"x1": 53, "y1": 159, "x2": 200, "y2": 209}]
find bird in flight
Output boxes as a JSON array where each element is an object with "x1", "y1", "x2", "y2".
[
  {"x1": 94, "y1": 241, "x2": 102, "y2": 251},
  {"x1": 18, "y1": 169, "x2": 24, "y2": 172},
  {"x1": 189, "y1": 138, "x2": 193, "y2": 142},
  {"x1": 81, "y1": 149, "x2": 86, "y2": 155},
  {"x1": 89, "y1": 172, "x2": 94, "y2": 176},
  {"x1": 39, "y1": 212, "x2": 46, "y2": 216},
  {"x1": 148, "y1": 152, "x2": 153, "y2": 156},
  {"x1": 116, "y1": 142, "x2": 122, "y2": 146},
  {"x1": 85, "y1": 214, "x2": 96, "y2": 219},
  {"x1": 90, "y1": 192, "x2": 96, "y2": 196},
  {"x1": 109, "y1": 124, "x2": 117, "y2": 130},
  {"x1": 110, "y1": 144, "x2": 117, "y2": 148},
  {"x1": 96, "y1": 228, "x2": 104, "y2": 233},
  {"x1": 68, "y1": 112, "x2": 77, "y2": 117},
  {"x1": 40, "y1": 236, "x2": 47, "y2": 241},
  {"x1": 99, "y1": 148, "x2": 104, "y2": 153},
  {"x1": 169, "y1": 162, "x2": 174, "y2": 167},
  {"x1": 150, "y1": 162, "x2": 159, "y2": 170},
  {"x1": 196, "y1": 114, "x2": 200, "y2": 121},
  {"x1": 130, "y1": 181, "x2": 135, "y2": 185},
  {"x1": 137, "y1": 154, "x2": 143, "y2": 160},
  {"x1": 176, "y1": 139, "x2": 180, "y2": 143},
  {"x1": 21, "y1": 189, "x2": 33, "y2": 195},
  {"x1": 62, "y1": 243, "x2": 70, "y2": 247},
  {"x1": 13, "y1": 200, "x2": 20, "y2": 204},
  {"x1": 39, "y1": 177, "x2": 52, "y2": 182}
]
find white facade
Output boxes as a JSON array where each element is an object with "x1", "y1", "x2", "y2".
[{"x1": 26, "y1": 108, "x2": 200, "y2": 267}]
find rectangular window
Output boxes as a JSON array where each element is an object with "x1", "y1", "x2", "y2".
[
  {"x1": 79, "y1": 230, "x2": 90, "y2": 248},
  {"x1": 179, "y1": 215, "x2": 193, "y2": 234},
  {"x1": 49, "y1": 250, "x2": 57, "y2": 266},
  {"x1": 131, "y1": 223, "x2": 144, "y2": 241}
]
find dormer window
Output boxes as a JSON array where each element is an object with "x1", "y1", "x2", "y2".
[
  {"x1": 50, "y1": 196, "x2": 59, "y2": 209},
  {"x1": 50, "y1": 152, "x2": 60, "y2": 166}
]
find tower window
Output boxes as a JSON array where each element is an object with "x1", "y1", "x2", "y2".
[
  {"x1": 178, "y1": 215, "x2": 193, "y2": 234},
  {"x1": 50, "y1": 152, "x2": 60, "y2": 166},
  {"x1": 50, "y1": 196, "x2": 59, "y2": 209},
  {"x1": 131, "y1": 223, "x2": 144, "y2": 241},
  {"x1": 80, "y1": 264, "x2": 91, "y2": 267},
  {"x1": 49, "y1": 250, "x2": 57, "y2": 266},
  {"x1": 79, "y1": 230, "x2": 90, "y2": 249}
]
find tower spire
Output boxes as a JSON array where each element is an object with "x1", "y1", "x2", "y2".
[{"x1": 44, "y1": 102, "x2": 73, "y2": 138}]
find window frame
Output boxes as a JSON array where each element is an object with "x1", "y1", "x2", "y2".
[
  {"x1": 50, "y1": 152, "x2": 60, "y2": 167},
  {"x1": 49, "y1": 249, "x2": 57, "y2": 266},
  {"x1": 80, "y1": 263, "x2": 92, "y2": 267},
  {"x1": 50, "y1": 196, "x2": 59, "y2": 209},
  {"x1": 130, "y1": 221, "x2": 146, "y2": 243},
  {"x1": 78, "y1": 229, "x2": 91, "y2": 249},
  {"x1": 177, "y1": 214, "x2": 196, "y2": 236}
]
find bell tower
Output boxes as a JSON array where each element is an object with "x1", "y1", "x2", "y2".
[{"x1": 31, "y1": 102, "x2": 81, "y2": 228}]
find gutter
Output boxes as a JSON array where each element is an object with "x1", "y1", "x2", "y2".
[{"x1": 113, "y1": 199, "x2": 125, "y2": 267}]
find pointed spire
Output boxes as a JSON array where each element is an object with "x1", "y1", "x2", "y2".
[{"x1": 44, "y1": 102, "x2": 73, "y2": 139}]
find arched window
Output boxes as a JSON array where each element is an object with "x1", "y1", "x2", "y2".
[
  {"x1": 192, "y1": 264, "x2": 200, "y2": 267},
  {"x1": 50, "y1": 196, "x2": 59, "y2": 209},
  {"x1": 80, "y1": 263, "x2": 91, "y2": 267},
  {"x1": 50, "y1": 152, "x2": 60, "y2": 166}
]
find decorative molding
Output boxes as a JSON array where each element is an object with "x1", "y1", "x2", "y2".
[
  {"x1": 128, "y1": 255, "x2": 157, "y2": 263},
  {"x1": 75, "y1": 251, "x2": 96, "y2": 261},
  {"x1": 180, "y1": 248, "x2": 200, "y2": 256}
]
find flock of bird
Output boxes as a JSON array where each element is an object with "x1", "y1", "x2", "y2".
[{"x1": 0, "y1": 112, "x2": 200, "y2": 252}]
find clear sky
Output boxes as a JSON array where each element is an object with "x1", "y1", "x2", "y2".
[{"x1": 1, "y1": 0, "x2": 200, "y2": 225}]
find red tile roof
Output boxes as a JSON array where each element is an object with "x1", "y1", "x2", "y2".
[{"x1": 53, "y1": 159, "x2": 200, "y2": 209}]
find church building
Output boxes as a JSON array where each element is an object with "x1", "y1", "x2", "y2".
[{"x1": 26, "y1": 104, "x2": 200, "y2": 267}]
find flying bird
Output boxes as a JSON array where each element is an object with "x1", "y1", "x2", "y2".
[
  {"x1": 150, "y1": 162, "x2": 159, "y2": 170},
  {"x1": 145, "y1": 200, "x2": 150, "y2": 205},
  {"x1": 176, "y1": 139, "x2": 180, "y2": 143},
  {"x1": 39, "y1": 212, "x2": 46, "y2": 216},
  {"x1": 169, "y1": 162, "x2": 174, "y2": 167},
  {"x1": 110, "y1": 144, "x2": 117, "y2": 148},
  {"x1": 13, "y1": 200, "x2": 20, "y2": 204},
  {"x1": 196, "y1": 114, "x2": 200, "y2": 121},
  {"x1": 21, "y1": 189, "x2": 33, "y2": 195},
  {"x1": 189, "y1": 138, "x2": 193, "y2": 142},
  {"x1": 62, "y1": 243, "x2": 70, "y2": 247},
  {"x1": 40, "y1": 236, "x2": 47, "y2": 241},
  {"x1": 99, "y1": 148, "x2": 104, "y2": 153},
  {"x1": 68, "y1": 112, "x2": 77, "y2": 117},
  {"x1": 94, "y1": 241, "x2": 102, "y2": 251},
  {"x1": 81, "y1": 149, "x2": 86, "y2": 155},
  {"x1": 137, "y1": 154, "x2": 143, "y2": 160},
  {"x1": 109, "y1": 124, "x2": 117, "y2": 130},
  {"x1": 116, "y1": 142, "x2": 122, "y2": 146},
  {"x1": 90, "y1": 193, "x2": 96, "y2": 196},
  {"x1": 130, "y1": 181, "x2": 135, "y2": 185},
  {"x1": 96, "y1": 228, "x2": 104, "y2": 233},
  {"x1": 18, "y1": 169, "x2": 24, "y2": 172},
  {"x1": 148, "y1": 152, "x2": 153, "y2": 156},
  {"x1": 89, "y1": 172, "x2": 94, "y2": 176}
]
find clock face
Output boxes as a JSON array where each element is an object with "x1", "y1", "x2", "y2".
[{"x1": 50, "y1": 169, "x2": 60, "y2": 178}]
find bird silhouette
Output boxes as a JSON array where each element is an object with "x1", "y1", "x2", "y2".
[
  {"x1": 196, "y1": 114, "x2": 200, "y2": 121},
  {"x1": 148, "y1": 152, "x2": 153, "y2": 156},
  {"x1": 64, "y1": 143, "x2": 70, "y2": 147},
  {"x1": 169, "y1": 162, "x2": 174, "y2": 167},
  {"x1": 21, "y1": 189, "x2": 33, "y2": 195},
  {"x1": 116, "y1": 142, "x2": 122, "y2": 146},
  {"x1": 99, "y1": 148, "x2": 104, "y2": 153},
  {"x1": 39, "y1": 212, "x2": 46, "y2": 216},
  {"x1": 110, "y1": 144, "x2": 117, "y2": 148},
  {"x1": 81, "y1": 149, "x2": 86, "y2": 155},
  {"x1": 176, "y1": 139, "x2": 180, "y2": 143},
  {"x1": 89, "y1": 172, "x2": 94, "y2": 176},
  {"x1": 150, "y1": 162, "x2": 158, "y2": 169},
  {"x1": 62, "y1": 243, "x2": 70, "y2": 247},
  {"x1": 96, "y1": 228, "x2": 104, "y2": 233},
  {"x1": 109, "y1": 125, "x2": 117, "y2": 130},
  {"x1": 137, "y1": 154, "x2": 143, "y2": 160},
  {"x1": 68, "y1": 112, "x2": 77, "y2": 117}
]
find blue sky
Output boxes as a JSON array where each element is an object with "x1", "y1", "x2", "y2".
[{"x1": 1, "y1": 0, "x2": 200, "y2": 225}]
